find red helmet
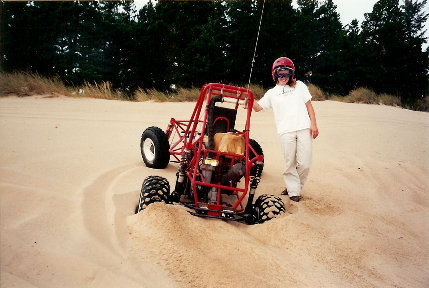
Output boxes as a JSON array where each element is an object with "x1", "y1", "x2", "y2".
[{"x1": 271, "y1": 57, "x2": 295, "y2": 81}]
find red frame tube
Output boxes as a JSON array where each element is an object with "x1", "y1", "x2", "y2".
[{"x1": 165, "y1": 83, "x2": 258, "y2": 216}]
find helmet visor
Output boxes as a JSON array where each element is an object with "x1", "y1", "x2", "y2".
[{"x1": 274, "y1": 67, "x2": 293, "y2": 79}]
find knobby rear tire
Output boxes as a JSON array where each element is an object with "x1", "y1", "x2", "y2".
[
  {"x1": 135, "y1": 176, "x2": 170, "y2": 213},
  {"x1": 253, "y1": 194, "x2": 285, "y2": 223}
]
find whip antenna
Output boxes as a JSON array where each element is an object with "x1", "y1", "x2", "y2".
[{"x1": 247, "y1": 0, "x2": 266, "y2": 90}]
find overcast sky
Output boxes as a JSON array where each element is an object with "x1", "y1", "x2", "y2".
[{"x1": 315, "y1": 0, "x2": 377, "y2": 25}]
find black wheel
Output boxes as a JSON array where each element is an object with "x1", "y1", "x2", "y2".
[
  {"x1": 249, "y1": 138, "x2": 264, "y2": 176},
  {"x1": 135, "y1": 176, "x2": 170, "y2": 213},
  {"x1": 253, "y1": 194, "x2": 285, "y2": 223},
  {"x1": 140, "y1": 126, "x2": 170, "y2": 169}
]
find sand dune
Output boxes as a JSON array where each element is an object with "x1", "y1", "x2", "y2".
[{"x1": 1, "y1": 95, "x2": 428, "y2": 287}]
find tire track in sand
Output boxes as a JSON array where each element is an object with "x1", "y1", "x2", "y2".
[{"x1": 80, "y1": 163, "x2": 141, "y2": 256}]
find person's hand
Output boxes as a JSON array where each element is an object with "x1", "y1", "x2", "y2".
[
  {"x1": 310, "y1": 123, "x2": 319, "y2": 139},
  {"x1": 253, "y1": 101, "x2": 263, "y2": 112},
  {"x1": 305, "y1": 101, "x2": 318, "y2": 139}
]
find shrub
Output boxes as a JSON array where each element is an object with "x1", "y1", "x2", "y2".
[
  {"x1": 414, "y1": 96, "x2": 429, "y2": 112},
  {"x1": 378, "y1": 93, "x2": 401, "y2": 106},
  {"x1": 307, "y1": 84, "x2": 326, "y2": 101},
  {"x1": 327, "y1": 94, "x2": 344, "y2": 102},
  {"x1": 344, "y1": 87, "x2": 378, "y2": 104}
]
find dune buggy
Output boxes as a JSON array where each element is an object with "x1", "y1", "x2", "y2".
[{"x1": 136, "y1": 83, "x2": 285, "y2": 224}]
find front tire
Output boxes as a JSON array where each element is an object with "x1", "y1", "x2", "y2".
[
  {"x1": 135, "y1": 176, "x2": 170, "y2": 213},
  {"x1": 253, "y1": 194, "x2": 285, "y2": 223},
  {"x1": 140, "y1": 126, "x2": 170, "y2": 169}
]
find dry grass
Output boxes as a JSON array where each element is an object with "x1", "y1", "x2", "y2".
[
  {"x1": 327, "y1": 94, "x2": 344, "y2": 102},
  {"x1": 378, "y1": 93, "x2": 402, "y2": 106},
  {"x1": 134, "y1": 87, "x2": 201, "y2": 102},
  {"x1": 414, "y1": 96, "x2": 429, "y2": 112},
  {"x1": 343, "y1": 87, "x2": 378, "y2": 104},
  {"x1": 2, "y1": 71, "x2": 425, "y2": 111},
  {"x1": 134, "y1": 85, "x2": 260, "y2": 102},
  {"x1": 247, "y1": 83, "x2": 265, "y2": 100},
  {"x1": 79, "y1": 81, "x2": 125, "y2": 100},
  {"x1": 0, "y1": 72, "x2": 125, "y2": 100},
  {"x1": 0, "y1": 72, "x2": 72, "y2": 97},
  {"x1": 335, "y1": 87, "x2": 402, "y2": 107},
  {"x1": 174, "y1": 87, "x2": 201, "y2": 101},
  {"x1": 307, "y1": 84, "x2": 326, "y2": 101},
  {"x1": 134, "y1": 88, "x2": 170, "y2": 102}
]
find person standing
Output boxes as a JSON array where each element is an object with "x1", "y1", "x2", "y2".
[{"x1": 252, "y1": 57, "x2": 319, "y2": 202}]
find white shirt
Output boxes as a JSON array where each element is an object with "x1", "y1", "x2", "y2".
[{"x1": 258, "y1": 80, "x2": 312, "y2": 135}]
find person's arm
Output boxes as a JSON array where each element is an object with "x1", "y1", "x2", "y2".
[
  {"x1": 305, "y1": 100, "x2": 319, "y2": 139},
  {"x1": 253, "y1": 100, "x2": 263, "y2": 112}
]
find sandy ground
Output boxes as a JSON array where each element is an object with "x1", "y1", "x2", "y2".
[{"x1": 1, "y1": 95, "x2": 428, "y2": 288}]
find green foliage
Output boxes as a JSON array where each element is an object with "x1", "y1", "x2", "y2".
[
  {"x1": 1, "y1": 0, "x2": 428, "y2": 107},
  {"x1": 360, "y1": 0, "x2": 428, "y2": 105}
]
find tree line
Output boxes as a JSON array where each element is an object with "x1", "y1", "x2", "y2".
[{"x1": 1, "y1": 0, "x2": 428, "y2": 105}]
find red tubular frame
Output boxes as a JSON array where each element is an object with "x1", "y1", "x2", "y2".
[{"x1": 166, "y1": 83, "x2": 260, "y2": 218}]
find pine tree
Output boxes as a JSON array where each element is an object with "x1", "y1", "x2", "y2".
[
  {"x1": 255, "y1": 0, "x2": 297, "y2": 87},
  {"x1": 361, "y1": 0, "x2": 428, "y2": 104},
  {"x1": 224, "y1": 1, "x2": 259, "y2": 85},
  {"x1": 401, "y1": 0, "x2": 428, "y2": 104},
  {"x1": 311, "y1": 0, "x2": 345, "y2": 93}
]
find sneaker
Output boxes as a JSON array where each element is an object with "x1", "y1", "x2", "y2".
[
  {"x1": 281, "y1": 188, "x2": 288, "y2": 195},
  {"x1": 290, "y1": 196, "x2": 301, "y2": 202}
]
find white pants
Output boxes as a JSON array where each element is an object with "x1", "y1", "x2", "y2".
[{"x1": 279, "y1": 129, "x2": 312, "y2": 197}]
